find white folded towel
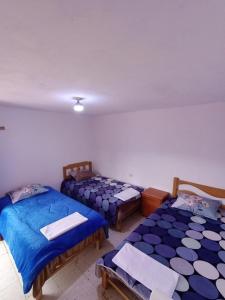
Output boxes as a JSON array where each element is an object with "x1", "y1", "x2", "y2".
[
  {"x1": 40, "y1": 212, "x2": 88, "y2": 240},
  {"x1": 112, "y1": 243, "x2": 179, "y2": 298},
  {"x1": 150, "y1": 289, "x2": 173, "y2": 300},
  {"x1": 114, "y1": 188, "x2": 140, "y2": 201}
]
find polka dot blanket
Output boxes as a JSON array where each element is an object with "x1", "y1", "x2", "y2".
[
  {"x1": 61, "y1": 176, "x2": 143, "y2": 225},
  {"x1": 96, "y1": 199, "x2": 225, "y2": 300}
]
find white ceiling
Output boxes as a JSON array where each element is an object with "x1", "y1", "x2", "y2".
[{"x1": 0, "y1": 0, "x2": 225, "y2": 115}]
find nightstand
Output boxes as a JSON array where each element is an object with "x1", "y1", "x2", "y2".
[{"x1": 141, "y1": 187, "x2": 169, "y2": 217}]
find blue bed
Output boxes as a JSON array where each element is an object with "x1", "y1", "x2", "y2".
[
  {"x1": 0, "y1": 187, "x2": 108, "y2": 297},
  {"x1": 96, "y1": 179, "x2": 225, "y2": 300}
]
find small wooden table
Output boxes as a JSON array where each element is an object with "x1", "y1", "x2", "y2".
[{"x1": 141, "y1": 187, "x2": 169, "y2": 217}]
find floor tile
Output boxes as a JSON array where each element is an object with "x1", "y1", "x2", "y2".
[
  {"x1": 0, "y1": 280, "x2": 25, "y2": 300},
  {"x1": 0, "y1": 241, "x2": 7, "y2": 255},
  {"x1": 0, "y1": 254, "x2": 18, "y2": 289}
]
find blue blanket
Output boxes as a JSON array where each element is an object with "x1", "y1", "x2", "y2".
[{"x1": 0, "y1": 187, "x2": 108, "y2": 293}]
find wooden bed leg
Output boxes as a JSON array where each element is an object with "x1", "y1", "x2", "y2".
[
  {"x1": 172, "y1": 177, "x2": 179, "y2": 198},
  {"x1": 96, "y1": 239, "x2": 101, "y2": 250},
  {"x1": 116, "y1": 220, "x2": 122, "y2": 231},
  {"x1": 102, "y1": 269, "x2": 109, "y2": 289},
  {"x1": 0, "y1": 235, "x2": 3, "y2": 241},
  {"x1": 35, "y1": 289, "x2": 42, "y2": 300}
]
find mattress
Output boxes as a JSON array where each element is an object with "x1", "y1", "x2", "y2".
[
  {"x1": 96, "y1": 198, "x2": 225, "y2": 300},
  {"x1": 61, "y1": 176, "x2": 143, "y2": 225},
  {"x1": 0, "y1": 187, "x2": 108, "y2": 293}
]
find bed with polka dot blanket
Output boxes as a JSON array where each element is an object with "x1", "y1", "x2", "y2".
[
  {"x1": 96, "y1": 198, "x2": 225, "y2": 300},
  {"x1": 61, "y1": 176, "x2": 143, "y2": 226}
]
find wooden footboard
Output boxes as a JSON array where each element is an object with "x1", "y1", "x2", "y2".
[
  {"x1": 33, "y1": 228, "x2": 105, "y2": 299},
  {"x1": 101, "y1": 268, "x2": 139, "y2": 300},
  {"x1": 116, "y1": 198, "x2": 141, "y2": 231}
]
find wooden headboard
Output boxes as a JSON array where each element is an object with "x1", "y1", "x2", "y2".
[
  {"x1": 172, "y1": 177, "x2": 225, "y2": 208},
  {"x1": 63, "y1": 161, "x2": 92, "y2": 180}
]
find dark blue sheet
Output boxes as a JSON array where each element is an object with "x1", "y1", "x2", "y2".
[
  {"x1": 96, "y1": 199, "x2": 225, "y2": 300},
  {"x1": 0, "y1": 187, "x2": 108, "y2": 293},
  {"x1": 61, "y1": 176, "x2": 143, "y2": 225}
]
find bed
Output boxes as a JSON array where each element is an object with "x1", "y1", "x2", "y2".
[
  {"x1": 61, "y1": 161, "x2": 143, "y2": 230},
  {"x1": 0, "y1": 186, "x2": 108, "y2": 300},
  {"x1": 96, "y1": 177, "x2": 225, "y2": 300}
]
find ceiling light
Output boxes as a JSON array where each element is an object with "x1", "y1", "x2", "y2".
[{"x1": 73, "y1": 97, "x2": 84, "y2": 112}]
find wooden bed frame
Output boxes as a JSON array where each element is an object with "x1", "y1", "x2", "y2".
[
  {"x1": 63, "y1": 161, "x2": 141, "y2": 231},
  {"x1": 63, "y1": 160, "x2": 93, "y2": 180},
  {"x1": 33, "y1": 228, "x2": 105, "y2": 299},
  {"x1": 172, "y1": 177, "x2": 225, "y2": 208},
  {"x1": 100, "y1": 177, "x2": 225, "y2": 300}
]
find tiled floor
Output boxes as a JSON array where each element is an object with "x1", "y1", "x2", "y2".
[{"x1": 0, "y1": 212, "x2": 144, "y2": 300}]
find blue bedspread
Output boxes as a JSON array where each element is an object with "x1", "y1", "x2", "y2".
[
  {"x1": 96, "y1": 199, "x2": 225, "y2": 300},
  {"x1": 0, "y1": 187, "x2": 108, "y2": 293}
]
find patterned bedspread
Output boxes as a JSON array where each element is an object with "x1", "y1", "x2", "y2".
[
  {"x1": 61, "y1": 176, "x2": 143, "y2": 225},
  {"x1": 96, "y1": 199, "x2": 225, "y2": 300}
]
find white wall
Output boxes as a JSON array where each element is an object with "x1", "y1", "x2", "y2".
[
  {"x1": 0, "y1": 106, "x2": 91, "y2": 196},
  {"x1": 91, "y1": 102, "x2": 225, "y2": 193},
  {"x1": 1, "y1": 102, "x2": 225, "y2": 197}
]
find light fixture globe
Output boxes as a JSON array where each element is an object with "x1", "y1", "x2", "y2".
[
  {"x1": 73, "y1": 97, "x2": 84, "y2": 112},
  {"x1": 73, "y1": 102, "x2": 84, "y2": 112}
]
